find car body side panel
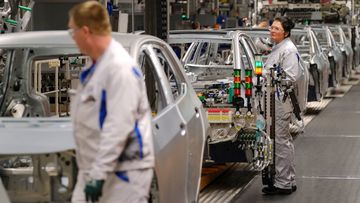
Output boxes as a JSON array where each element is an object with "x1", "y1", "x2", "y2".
[
  {"x1": 148, "y1": 40, "x2": 207, "y2": 202},
  {"x1": 152, "y1": 104, "x2": 188, "y2": 203},
  {"x1": 142, "y1": 44, "x2": 191, "y2": 202},
  {"x1": 161, "y1": 44, "x2": 206, "y2": 201},
  {"x1": 176, "y1": 84, "x2": 205, "y2": 201},
  {"x1": 0, "y1": 118, "x2": 74, "y2": 154}
]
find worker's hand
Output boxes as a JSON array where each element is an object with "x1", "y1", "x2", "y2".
[{"x1": 84, "y1": 179, "x2": 105, "y2": 202}]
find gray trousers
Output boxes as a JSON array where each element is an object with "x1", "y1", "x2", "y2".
[
  {"x1": 274, "y1": 99, "x2": 296, "y2": 190},
  {"x1": 71, "y1": 168, "x2": 153, "y2": 203}
]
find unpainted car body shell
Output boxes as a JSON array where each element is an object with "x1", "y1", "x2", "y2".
[
  {"x1": 291, "y1": 28, "x2": 330, "y2": 101},
  {"x1": 0, "y1": 31, "x2": 209, "y2": 203},
  {"x1": 310, "y1": 26, "x2": 344, "y2": 87},
  {"x1": 168, "y1": 30, "x2": 259, "y2": 107},
  {"x1": 340, "y1": 25, "x2": 360, "y2": 69},
  {"x1": 328, "y1": 25, "x2": 353, "y2": 79}
]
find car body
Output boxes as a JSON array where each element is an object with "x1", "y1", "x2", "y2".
[
  {"x1": 340, "y1": 24, "x2": 360, "y2": 69},
  {"x1": 0, "y1": 31, "x2": 209, "y2": 203},
  {"x1": 328, "y1": 25, "x2": 354, "y2": 79},
  {"x1": 169, "y1": 30, "x2": 265, "y2": 164},
  {"x1": 311, "y1": 26, "x2": 344, "y2": 87},
  {"x1": 168, "y1": 30, "x2": 307, "y2": 167},
  {"x1": 291, "y1": 27, "x2": 330, "y2": 101},
  {"x1": 169, "y1": 30, "x2": 259, "y2": 109}
]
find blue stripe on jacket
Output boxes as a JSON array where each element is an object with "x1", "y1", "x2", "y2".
[
  {"x1": 296, "y1": 53, "x2": 300, "y2": 63},
  {"x1": 80, "y1": 64, "x2": 96, "y2": 84},
  {"x1": 132, "y1": 67, "x2": 142, "y2": 78},
  {"x1": 134, "y1": 121, "x2": 144, "y2": 159},
  {"x1": 115, "y1": 171, "x2": 129, "y2": 182},
  {"x1": 100, "y1": 89, "x2": 143, "y2": 160},
  {"x1": 99, "y1": 90, "x2": 107, "y2": 129},
  {"x1": 132, "y1": 67, "x2": 144, "y2": 159}
]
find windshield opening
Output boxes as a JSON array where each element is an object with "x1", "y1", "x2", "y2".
[{"x1": 31, "y1": 55, "x2": 90, "y2": 116}]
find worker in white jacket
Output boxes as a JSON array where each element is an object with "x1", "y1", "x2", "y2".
[
  {"x1": 262, "y1": 16, "x2": 302, "y2": 195},
  {"x1": 68, "y1": 1, "x2": 154, "y2": 202}
]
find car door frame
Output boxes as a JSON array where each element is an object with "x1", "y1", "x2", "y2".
[{"x1": 136, "y1": 41, "x2": 197, "y2": 202}]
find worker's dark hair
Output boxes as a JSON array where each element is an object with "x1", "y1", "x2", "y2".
[{"x1": 274, "y1": 16, "x2": 295, "y2": 38}]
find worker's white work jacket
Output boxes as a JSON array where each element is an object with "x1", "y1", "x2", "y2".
[
  {"x1": 71, "y1": 39, "x2": 155, "y2": 180},
  {"x1": 264, "y1": 37, "x2": 302, "y2": 113}
]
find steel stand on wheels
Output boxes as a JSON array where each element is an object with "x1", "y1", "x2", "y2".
[{"x1": 262, "y1": 66, "x2": 276, "y2": 188}]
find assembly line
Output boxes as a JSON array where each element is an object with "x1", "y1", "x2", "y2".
[{"x1": 1, "y1": 0, "x2": 360, "y2": 203}]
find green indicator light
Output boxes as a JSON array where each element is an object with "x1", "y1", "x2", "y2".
[
  {"x1": 245, "y1": 83, "x2": 253, "y2": 89},
  {"x1": 234, "y1": 83, "x2": 240, "y2": 88},
  {"x1": 245, "y1": 70, "x2": 252, "y2": 77},
  {"x1": 198, "y1": 95, "x2": 205, "y2": 102},
  {"x1": 255, "y1": 61, "x2": 263, "y2": 67},
  {"x1": 234, "y1": 70, "x2": 240, "y2": 75},
  {"x1": 181, "y1": 13, "x2": 188, "y2": 20}
]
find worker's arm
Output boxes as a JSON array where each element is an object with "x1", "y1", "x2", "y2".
[{"x1": 281, "y1": 51, "x2": 301, "y2": 82}]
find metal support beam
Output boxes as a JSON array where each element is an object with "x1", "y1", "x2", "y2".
[
  {"x1": 145, "y1": 0, "x2": 168, "y2": 41},
  {"x1": 254, "y1": 0, "x2": 258, "y2": 25},
  {"x1": 351, "y1": 0, "x2": 355, "y2": 24},
  {"x1": 131, "y1": 0, "x2": 134, "y2": 33},
  {"x1": 187, "y1": 0, "x2": 190, "y2": 19}
]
